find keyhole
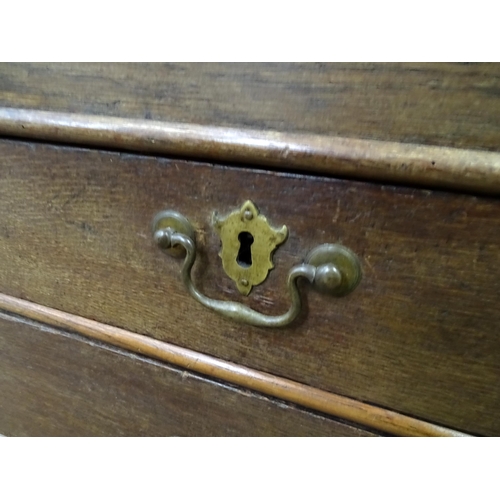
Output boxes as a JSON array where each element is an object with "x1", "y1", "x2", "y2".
[{"x1": 237, "y1": 231, "x2": 254, "y2": 268}]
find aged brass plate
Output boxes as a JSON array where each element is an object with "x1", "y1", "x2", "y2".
[{"x1": 212, "y1": 201, "x2": 288, "y2": 295}]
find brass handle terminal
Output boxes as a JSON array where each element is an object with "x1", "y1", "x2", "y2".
[{"x1": 152, "y1": 210, "x2": 361, "y2": 328}]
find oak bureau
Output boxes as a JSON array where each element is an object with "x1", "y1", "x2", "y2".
[{"x1": 0, "y1": 63, "x2": 499, "y2": 436}]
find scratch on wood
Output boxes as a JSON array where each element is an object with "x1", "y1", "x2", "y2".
[{"x1": 332, "y1": 199, "x2": 341, "y2": 223}]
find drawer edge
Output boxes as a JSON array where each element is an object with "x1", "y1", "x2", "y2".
[
  {"x1": 0, "y1": 292, "x2": 471, "y2": 437},
  {"x1": 0, "y1": 107, "x2": 499, "y2": 195}
]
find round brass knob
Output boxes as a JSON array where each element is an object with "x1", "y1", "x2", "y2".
[{"x1": 306, "y1": 244, "x2": 362, "y2": 297}]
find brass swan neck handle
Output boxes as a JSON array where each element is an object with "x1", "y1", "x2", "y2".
[
  {"x1": 155, "y1": 227, "x2": 316, "y2": 327},
  {"x1": 153, "y1": 211, "x2": 361, "y2": 328}
]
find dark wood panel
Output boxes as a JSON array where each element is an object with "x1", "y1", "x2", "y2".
[
  {"x1": 0, "y1": 63, "x2": 499, "y2": 151},
  {"x1": 0, "y1": 140, "x2": 498, "y2": 435},
  {"x1": 0, "y1": 312, "x2": 372, "y2": 436}
]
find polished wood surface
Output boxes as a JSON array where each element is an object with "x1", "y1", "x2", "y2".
[
  {"x1": 0, "y1": 293, "x2": 467, "y2": 437},
  {"x1": 1, "y1": 108, "x2": 500, "y2": 194},
  {"x1": 0, "y1": 63, "x2": 499, "y2": 151},
  {"x1": 0, "y1": 311, "x2": 374, "y2": 436},
  {"x1": 0, "y1": 139, "x2": 498, "y2": 435}
]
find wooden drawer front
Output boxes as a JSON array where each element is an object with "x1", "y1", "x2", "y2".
[
  {"x1": 0, "y1": 139, "x2": 499, "y2": 435},
  {"x1": 0, "y1": 312, "x2": 371, "y2": 436}
]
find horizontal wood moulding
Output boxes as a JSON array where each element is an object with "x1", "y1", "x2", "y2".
[
  {"x1": 1, "y1": 311, "x2": 374, "y2": 437},
  {"x1": 0, "y1": 107, "x2": 500, "y2": 195},
  {"x1": 1, "y1": 63, "x2": 499, "y2": 152},
  {"x1": 0, "y1": 293, "x2": 467, "y2": 437}
]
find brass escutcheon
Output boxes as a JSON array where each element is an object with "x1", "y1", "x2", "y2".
[{"x1": 212, "y1": 200, "x2": 287, "y2": 295}]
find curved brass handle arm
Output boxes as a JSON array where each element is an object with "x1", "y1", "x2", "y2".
[
  {"x1": 157, "y1": 229, "x2": 316, "y2": 327},
  {"x1": 153, "y1": 211, "x2": 361, "y2": 328}
]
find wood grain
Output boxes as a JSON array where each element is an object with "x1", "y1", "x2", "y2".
[
  {"x1": 0, "y1": 63, "x2": 499, "y2": 151},
  {"x1": 0, "y1": 293, "x2": 467, "y2": 437},
  {"x1": 0, "y1": 140, "x2": 498, "y2": 435},
  {"x1": 0, "y1": 311, "x2": 375, "y2": 437},
  {"x1": 1, "y1": 108, "x2": 500, "y2": 194}
]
